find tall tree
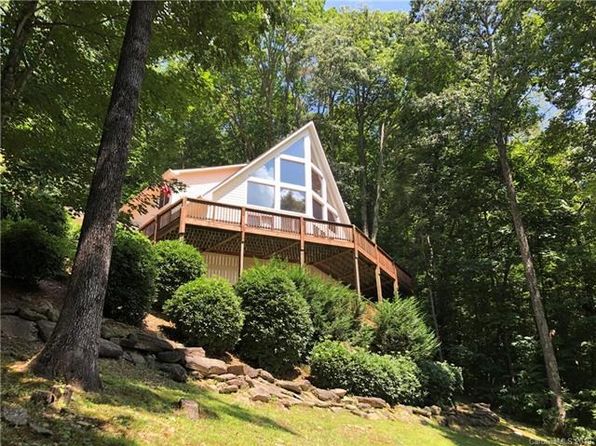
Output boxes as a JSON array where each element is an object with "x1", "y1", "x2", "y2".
[{"x1": 30, "y1": 0, "x2": 155, "y2": 390}]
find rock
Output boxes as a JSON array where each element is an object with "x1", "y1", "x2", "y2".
[
  {"x1": 218, "y1": 384, "x2": 239, "y2": 394},
  {"x1": 313, "y1": 388, "x2": 339, "y2": 402},
  {"x1": 45, "y1": 305, "x2": 60, "y2": 322},
  {"x1": 156, "y1": 349, "x2": 185, "y2": 363},
  {"x1": 1, "y1": 406, "x2": 28, "y2": 426},
  {"x1": 355, "y1": 396, "x2": 388, "y2": 409},
  {"x1": 122, "y1": 351, "x2": 134, "y2": 363},
  {"x1": 1, "y1": 315, "x2": 38, "y2": 341},
  {"x1": 178, "y1": 399, "x2": 199, "y2": 420},
  {"x1": 183, "y1": 346, "x2": 205, "y2": 359},
  {"x1": 413, "y1": 407, "x2": 432, "y2": 418},
  {"x1": 330, "y1": 406, "x2": 343, "y2": 413},
  {"x1": 101, "y1": 318, "x2": 137, "y2": 339},
  {"x1": 227, "y1": 377, "x2": 248, "y2": 389},
  {"x1": 314, "y1": 400, "x2": 333, "y2": 408},
  {"x1": 211, "y1": 373, "x2": 237, "y2": 382},
  {"x1": 227, "y1": 363, "x2": 258, "y2": 377},
  {"x1": 99, "y1": 338, "x2": 123, "y2": 359},
  {"x1": 189, "y1": 371, "x2": 205, "y2": 380},
  {"x1": 275, "y1": 380, "x2": 302, "y2": 394},
  {"x1": 185, "y1": 356, "x2": 227, "y2": 375},
  {"x1": 36, "y1": 320, "x2": 56, "y2": 342},
  {"x1": 357, "y1": 402, "x2": 371, "y2": 410},
  {"x1": 157, "y1": 363, "x2": 187, "y2": 382},
  {"x1": 298, "y1": 380, "x2": 313, "y2": 391},
  {"x1": 249, "y1": 388, "x2": 271, "y2": 403},
  {"x1": 129, "y1": 351, "x2": 146, "y2": 367},
  {"x1": 120, "y1": 332, "x2": 174, "y2": 353},
  {"x1": 30, "y1": 390, "x2": 56, "y2": 405},
  {"x1": 331, "y1": 388, "x2": 347, "y2": 399},
  {"x1": 1, "y1": 301, "x2": 18, "y2": 315},
  {"x1": 430, "y1": 405, "x2": 442, "y2": 416},
  {"x1": 258, "y1": 369, "x2": 275, "y2": 383},
  {"x1": 17, "y1": 307, "x2": 46, "y2": 321},
  {"x1": 145, "y1": 354, "x2": 156, "y2": 369},
  {"x1": 29, "y1": 421, "x2": 52, "y2": 435}
]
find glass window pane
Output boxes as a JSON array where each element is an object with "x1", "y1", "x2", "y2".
[
  {"x1": 328, "y1": 210, "x2": 338, "y2": 223},
  {"x1": 280, "y1": 188, "x2": 305, "y2": 213},
  {"x1": 312, "y1": 168, "x2": 322, "y2": 196},
  {"x1": 313, "y1": 199, "x2": 323, "y2": 219},
  {"x1": 247, "y1": 182, "x2": 274, "y2": 208},
  {"x1": 252, "y1": 159, "x2": 275, "y2": 180},
  {"x1": 283, "y1": 138, "x2": 304, "y2": 158},
  {"x1": 280, "y1": 159, "x2": 305, "y2": 186}
]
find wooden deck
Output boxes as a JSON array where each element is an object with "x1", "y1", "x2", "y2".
[{"x1": 139, "y1": 198, "x2": 412, "y2": 300}]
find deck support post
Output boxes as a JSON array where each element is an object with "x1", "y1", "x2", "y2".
[
  {"x1": 238, "y1": 207, "x2": 246, "y2": 279},
  {"x1": 299, "y1": 217, "x2": 305, "y2": 267},
  {"x1": 178, "y1": 197, "x2": 187, "y2": 240},
  {"x1": 393, "y1": 279, "x2": 399, "y2": 297},
  {"x1": 153, "y1": 215, "x2": 159, "y2": 242},
  {"x1": 352, "y1": 225, "x2": 361, "y2": 296},
  {"x1": 375, "y1": 244, "x2": 383, "y2": 302}
]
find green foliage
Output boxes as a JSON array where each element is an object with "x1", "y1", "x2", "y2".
[
  {"x1": 370, "y1": 298, "x2": 439, "y2": 361},
  {"x1": 164, "y1": 276, "x2": 243, "y2": 355},
  {"x1": 104, "y1": 228, "x2": 156, "y2": 326},
  {"x1": 285, "y1": 265, "x2": 364, "y2": 343},
  {"x1": 419, "y1": 360, "x2": 463, "y2": 406},
  {"x1": 310, "y1": 340, "x2": 423, "y2": 405},
  {"x1": 0, "y1": 219, "x2": 65, "y2": 284},
  {"x1": 153, "y1": 240, "x2": 207, "y2": 309},
  {"x1": 21, "y1": 193, "x2": 68, "y2": 237},
  {"x1": 234, "y1": 263, "x2": 313, "y2": 373}
]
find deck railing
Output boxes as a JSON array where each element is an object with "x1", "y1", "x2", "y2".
[{"x1": 138, "y1": 197, "x2": 410, "y2": 286}]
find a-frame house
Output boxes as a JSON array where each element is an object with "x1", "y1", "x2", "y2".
[{"x1": 127, "y1": 122, "x2": 412, "y2": 299}]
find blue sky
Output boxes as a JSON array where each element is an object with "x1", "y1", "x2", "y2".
[{"x1": 325, "y1": 0, "x2": 411, "y2": 12}]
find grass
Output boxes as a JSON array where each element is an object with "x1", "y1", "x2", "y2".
[{"x1": 0, "y1": 350, "x2": 551, "y2": 446}]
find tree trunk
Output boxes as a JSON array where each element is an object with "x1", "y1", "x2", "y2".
[
  {"x1": 425, "y1": 234, "x2": 443, "y2": 360},
  {"x1": 29, "y1": 0, "x2": 155, "y2": 391},
  {"x1": 1, "y1": 0, "x2": 38, "y2": 127},
  {"x1": 370, "y1": 121, "x2": 385, "y2": 242},
  {"x1": 356, "y1": 107, "x2": 369, "y2": 236},
  {"x1": 496, "y1": 133, "x2": 566, "y2": 433}
]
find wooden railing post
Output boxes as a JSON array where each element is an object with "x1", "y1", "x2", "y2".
[
  {"x1": 238, "y1": 207, "x2": 246, "y2": 279},
  {"x1": 375, "y1": 244, "x2": 383, "y2": 303},
  {"x1": 299, "y1": 216, "x2": 305, "y2": 267},
  {"x1": 152, "y1": 215, "x2": 159, "y2": 242},
  {"x1": 178, "y1": 197, "x2": 188, "y2": 240},
  {"x1": 353, "y1": 225, "x2": 361, "y2": 296}
]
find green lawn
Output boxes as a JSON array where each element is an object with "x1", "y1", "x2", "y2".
[{"x1": 1, "y1": 356, "x2": 550, "y2": 446}]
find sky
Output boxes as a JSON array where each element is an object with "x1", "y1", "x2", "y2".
[{"x1": 325, "y1": 0, "x2": 411, "y2": 12}]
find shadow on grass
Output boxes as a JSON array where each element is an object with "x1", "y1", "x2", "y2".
[{"x1": 425, "y1": 420, "x2": 538, "y2": 446}]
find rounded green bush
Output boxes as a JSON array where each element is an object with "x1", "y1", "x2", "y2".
[
  {"x1": 104, "y1": 227, "x2": 156, "y2": 326},
  {"x1": 371, "y1": 298, "x2": 439, "y2": 361},
  {"x1": 153, "y1": 240, "x2": 206, "y2": 309},
  {"x1": 1, "y1": 219, "x2": 65, "y2": 284},
  {"x1": 310, "y1": 340, "x2": 423, "y2": 405},
  {"x1": 21, "y1": 193, "x2": 68, "y2": 237},
  {"x1": 419, "y1": 360, "x2": 463, "y2": 405},
  {"x1": 235, "y1": 263, "x2": 313, "y2": 373},
  {"x1": 164, "y1": 277, "x2": 244, "y2": 355},
  {"x1": 286, "y1": 265, "x2": 364, "y2": 343}
]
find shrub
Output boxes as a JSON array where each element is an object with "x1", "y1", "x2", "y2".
[
  {"x1": 164, "y1": 277, "x2": 243, "y2": 355},
  {"x1": 104, "y1": 227, "x2": 156, "y2": 326},
  {"x1": 235, "y1": 263, "x2": 313, "y2": 373},
  {"x1": 310, "y1": 340, "x2": 423, "y2": 405},
  {"x1": 286, "y1": 265, "x2": 365, "y2": 343},
  {"x1": 419, "y1": 360, "x2": 463, "y2": 405},
  {"x1": 153, "y1": 240, "x2": 206, "y2": 309},
  {"x1": 371, "y1": 298, "x2": 439, "y2": 361},
  {"x1": 1, "y1": 219, "x2": 65, "y2": 284},
  {"x1": 21, "y1": 193, "x2": 68, "y2": 237}
]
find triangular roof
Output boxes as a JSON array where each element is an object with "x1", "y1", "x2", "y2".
[{"x1": 202, "y1": 121, "x2": 350, "y2": 223}]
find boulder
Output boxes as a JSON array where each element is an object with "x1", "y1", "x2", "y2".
[
  {"x1": 178, "y1": 399, "x2": 199, "y2": 420},
  {"x1": 1, "y1": 316, "x2": 38, "y2": 341},
  {"x1": 298, "y1": 380, "x2": 313, "y2": 391},
  {"x1": 156, "y1": 349, "x2": 185, "y2": 364},
  {"x1": 249, "y1": 389, "x2": 271, "y2": 403},
  {"x1": 258, "y1": 369, "x2": 275, "y2": 383},
  {"x1": 36, "y1": 320, "x2": 56, "y2": 342},
  {"x1": 355, "y1": 396, "x2": 388, "y2": 409},
  {"x1": 182, "y1": 347, "x2": 206, "y2": 366},
  {"x1": 227, "y1": 377, "x2": 248, "y2": 389},
  {"x1": 227, "y1": 363, "x2": 258, "y2": 378},
  {"x1": 30, "y1": 390, "x2": 56, "y2": 405},
  {"x1": 429, "y1": 405, "x2": 442, "y2": 416},
  {"x1": 218, "y1": 384, "x2": 239, "y2": 394},
  {"x1": 129, "y1": 351, "x2": 146, "y2": 367},
  {"x1": 185, "y1": 356, "x2": 227, "y2": 375},
  {"x1": 331, "y1": 388, "x2": 347, "y2": 399},
  {"x1": 29, "y1": 421, "x2": 52, "y2": 435},
  {"x1": 120, "y1": 332, "x2": 174, "y2": 353},
  {"x1": 1, "y1": 406, "x2": 28, "y2": 426},
  {"x1": 275, "y1": 380, "x2": 302, "y2": 394},
  {"x1": 17, "y1": 306, "x2": 46, "y2": 322},
  {"x1": 312, "y1": 388, "x2": 339, "y2": 402},
  {"x1": 101, "y1": 318, "x2": 137, "y2": 339},
  {"x1": 157, "y1": 363, "x2": 187, "y2": 382},
  {"x1": 211, "y1": 373, "x2": 237, "y2": 382},
  {"x1": 1, "y1": 301, "x2": 18, "y2": 315},
  {"x1": 99, "y1": 338, "x2": 123, "y2": 359},
  {"x1": 413, "y1": 407, "x2": 432, "y2": 418}
]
